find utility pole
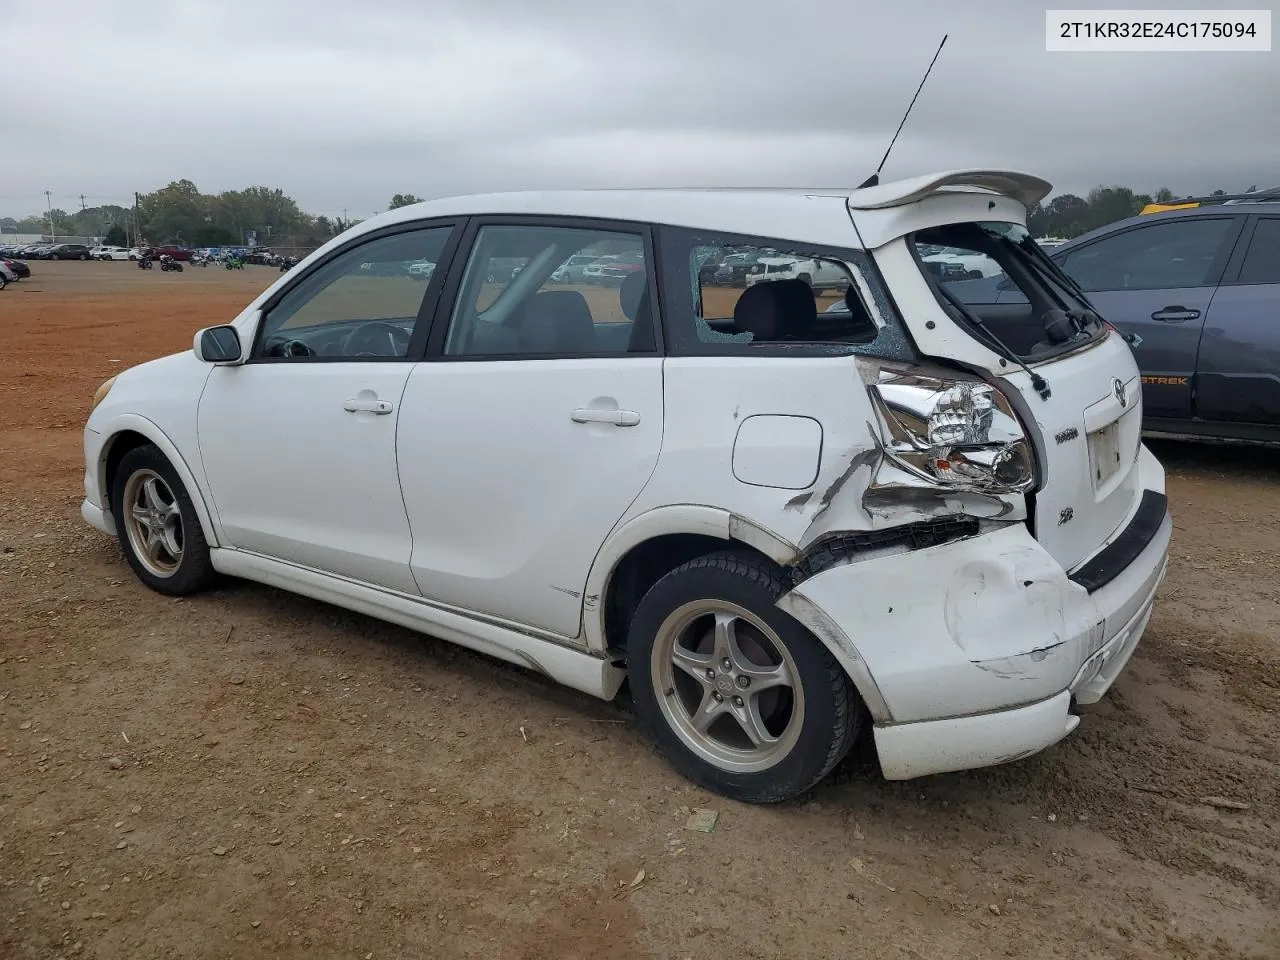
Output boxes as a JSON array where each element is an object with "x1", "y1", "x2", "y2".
[
  {"x1": 79, "y1": 194, "x2": 87, "y2": 211},
  {"x1": 45, "y1": 191, "x2": 55, "y2": 240},
  {"x1": 134, "y1": 191, "x2": 141, "y2": 248}
]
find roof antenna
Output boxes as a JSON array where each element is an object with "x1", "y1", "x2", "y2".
[{"x1": 857, "y1": 34, "x2": 948, "y2": 190}]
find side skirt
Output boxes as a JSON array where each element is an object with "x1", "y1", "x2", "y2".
[{"x1": 210, "y1": 548, "x2": 625, "y2": 701}]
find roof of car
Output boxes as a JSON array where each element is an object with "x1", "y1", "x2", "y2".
[
  {"x1": 358, "y1": 169, "x2": 1050, "y2": 252},
  {"x1": 1058, "y1": 200, "x2": 1280, "y2": 251}
]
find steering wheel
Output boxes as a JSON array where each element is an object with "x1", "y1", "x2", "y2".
[
  {"x1": 342, "y1": 321, "x2": 411, "y2": 358},
  {"x1": 265, "y1": 337, "x2": 315, "y2": 358}
]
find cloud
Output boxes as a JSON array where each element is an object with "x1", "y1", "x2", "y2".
[{"x1": 4, "y1": 0, "x2": 1276, "y2": 218}]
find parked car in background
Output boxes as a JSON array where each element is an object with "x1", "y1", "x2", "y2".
[
  {"x1": 948, "y1": 202, "x2": 1280, "y2": 445},
  {"x1": 15, "y1": 243, "x2": 53, "y2": 259},
  {"x1": 153, "y1": 245, "x2": 195, "y2": 262},
  {"x1": 713, "y1": 250, "x2": 774, "y2": 286},
  {"x1": 922, "y1": 247, "x2": 1004, "y2": 279},
  {"x1": 44, "y1": 243, "x2": 94, "y2": 261},
  {"x1": 589, "y1": 249, "x2": 645, "y2": 284},
  {"x1": 551, "y1": 254, "x2": 602, "y2": 284},
  {"x1": 80, "y1": 169, "x2": 1171, "y2": 804},
  {"x1": 744, "y1": 255, "x2": 847, "y2": 290},
  {"x1": 3, "y1": 258, "x2": 31, "y2": 279},
  {"x1": 91, "y1": 245, "x2": 132, "y2": 261},
  {"x1": 0, "y1": 261, "x2": 17, "y2": 287}
]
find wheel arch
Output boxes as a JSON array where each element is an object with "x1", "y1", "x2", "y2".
[
  {"x1": 586, "y1": 506, "x2": 892, "y2": 721},
  {"x1": 98, "y1": 415, "x2": 221, "y2": 548},
  {"x1": 585, "y1": 505, "x2": 801, "y2": 657}
]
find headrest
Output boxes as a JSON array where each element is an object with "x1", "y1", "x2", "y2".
[
  {"x1": 620, "y1": 271, "x2": 647, "y2": 321},
  {"x1": 732, "y1": 279, "x2": 816, "y2": 341},
  {"x1": 842, "y1": 284, "x2": 879, "y2": 342},
  {"x1": 517, "y1": 290, "x2": 596, "y2": 353}
]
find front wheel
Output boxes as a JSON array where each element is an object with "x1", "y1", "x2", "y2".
[
  {"x1": 80, "y1": 252, "x2": 89, "y2": 261},
  {"x1": 111, "y1": 445, "x2": 217, "y2": 596},
  {"x1": 627, "y1": 551, "x2": 861, "y2": 804}
]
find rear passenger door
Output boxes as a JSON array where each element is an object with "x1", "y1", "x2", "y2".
[
  {"x1": 1194, "y1": 215, "x2": 1280, "y2": 425},
  {"x1": 396, "y1": 218, "x2": 665, "y2": 640},
  {"x1": 1054, "y1": 216, "x2": 1243, "y2": 420}
]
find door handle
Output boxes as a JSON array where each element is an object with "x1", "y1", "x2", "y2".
[
  {"x1": 343, "y1": 398, "x2": 394, "y2": 415},
  {"x1": 571, "y1": 407, "x2": 640, "y2": 427},
  {"x1": 1150, "y1": 306, "x2": 1200, "y2": 322}
]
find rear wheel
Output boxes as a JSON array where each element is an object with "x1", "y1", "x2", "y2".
[
  {"x1": 111, "y1": 445, "x2": 217, "y2": 596},
  {"x1": 79, "y1": 252, "x2": 89, "y2": 261},
  {"x1": 627, "y1": 551, "x2": 861, "y2": 804}
]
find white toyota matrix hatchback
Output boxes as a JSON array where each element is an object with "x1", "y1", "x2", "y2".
[{"x1": 82, "y1": 170, "x2": 1171, "y2": 803}]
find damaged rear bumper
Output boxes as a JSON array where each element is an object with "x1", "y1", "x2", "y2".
[{"x1": 777, "y1": 466, "x2": 1171, "y2": 780}]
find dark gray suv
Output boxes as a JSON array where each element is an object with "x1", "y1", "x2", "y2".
[
  {"x1": 948, "y1": 202, "x2": 1280, "y2": 446},
  {"x1": 44, "y1": 243, "x2": 93, "y2": 261}
]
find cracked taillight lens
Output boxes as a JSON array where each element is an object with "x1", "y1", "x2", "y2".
[{"x1": 868, "y1": 371, "x2": 1036, "y2": 494}]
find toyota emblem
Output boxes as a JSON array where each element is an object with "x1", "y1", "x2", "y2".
[{"x1": 1113, "y1": 378, "x2": 1127, "y2": 407}]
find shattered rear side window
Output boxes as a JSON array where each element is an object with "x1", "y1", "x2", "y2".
[{"x1": 658, "y1": 226, "x2": 919, "y2": 361}]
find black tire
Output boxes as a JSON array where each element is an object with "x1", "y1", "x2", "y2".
[
  {"x1": 80, "y1": 252, "x2": 89, "y2": 261},
  {"x1": 0, "y1": 274, "x2": 7, "y2": 290},
  {"x1": 627, "y1": 550, "x2": 861, "y2": 804},
  {"x1": 110, "y1": 445, "x2": 217, "y2": 596}
]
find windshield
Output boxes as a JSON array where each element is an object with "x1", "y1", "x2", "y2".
[{"x1": 909, "y1": 221, "x2": 1105, "y2": 362}]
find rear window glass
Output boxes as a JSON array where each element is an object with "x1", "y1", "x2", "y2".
[
  {"x1": 911, "y1": 221, "x2": 1105, "y2": 362},
  {"x1": 657, "y1": 227, "x2": 917, "y2": 361}
]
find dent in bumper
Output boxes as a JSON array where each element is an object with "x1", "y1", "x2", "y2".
[
  {"x1": 782, "y1": 523, "x2": 1103, "y2": 722},
  {"x1": 875, "y1": 691, "x2": 1078, "y2": 779},
  {"x1": 779, "y1": 506, "x2": 1171, "y2": 725}
]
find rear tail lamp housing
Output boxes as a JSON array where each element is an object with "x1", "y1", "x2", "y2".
[{"x1": 868, "y1": 370, "x2": 1036, "y2": 494}]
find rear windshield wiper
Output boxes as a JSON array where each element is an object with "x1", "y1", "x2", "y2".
[
  {"x1": 1017, "y1": 237, "x2": 1140, "y2": 347},
  {"x1": 935, "y1": 282, "x2": 1051, "y2": 400}
]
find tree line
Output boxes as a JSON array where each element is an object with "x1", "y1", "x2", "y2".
[
  {"x1": 0, "y1": 182, "x2": 1261, "y2": 248},
  {"x1": 1025, "y1": 185, "x2": 1257, "y2": 238},
  {"x1": 0, "y1": 182, "x2": 431, "y2": 250}
]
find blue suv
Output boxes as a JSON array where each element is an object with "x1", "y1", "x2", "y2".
[{"x1": 947, "y1": 199, "x2": 1280, "y2": 446}]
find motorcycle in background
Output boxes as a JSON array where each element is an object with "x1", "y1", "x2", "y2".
[
  {"x1": 137, "y1": 256, "x2": 153, "y2": 270},
  {"x1": 159, "y1": 254, "x2": 184, "y2": 273}
]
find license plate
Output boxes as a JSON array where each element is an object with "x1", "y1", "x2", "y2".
[{"x1": 1089, "y1": 421, "x2": 1123, "y2": 487}]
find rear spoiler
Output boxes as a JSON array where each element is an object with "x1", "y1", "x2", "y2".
[{"x1": 847, "y1": 169, "x2": 1053, "y2": 211}]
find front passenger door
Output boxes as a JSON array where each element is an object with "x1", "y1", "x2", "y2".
[{"x1": 197, "y1": 223, "x2": 459, "y2": 593}]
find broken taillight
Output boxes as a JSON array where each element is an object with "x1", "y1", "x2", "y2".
[{"x1": 867, "y1": 371, "x2": 1036, "y2": 494}]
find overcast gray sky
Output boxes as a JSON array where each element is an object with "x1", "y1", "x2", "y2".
[{"x1": 3, "y1": 0, "x2": 1277, "y2": 219}]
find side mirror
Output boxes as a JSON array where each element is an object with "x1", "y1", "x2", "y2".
[{"x1": 195, "y1": 325, "x2": 242, "y2": 363}]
